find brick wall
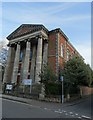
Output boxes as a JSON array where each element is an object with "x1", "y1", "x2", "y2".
[
  {"x1": 58, "y1": 33, "x2": 66, "y2": 70},
  {"x1": 80, "y1": 86, "x2": 93, "y2": 96},
  {"x1": 48, "y1": 29, "x2": 81, "y2": 77},
  {"x1": 48, "y1": 32, "x2": 56, "y2": 74}
]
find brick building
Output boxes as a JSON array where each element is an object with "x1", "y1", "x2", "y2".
[{"x1": 3, "y1": 24, "x2": 82, "y2": 85}]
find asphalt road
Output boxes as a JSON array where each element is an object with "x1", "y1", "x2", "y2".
[
  {"x1": 2, "y1": 95, "x2": 93, "y2": 119},
  {"x1": 2, "y1": 99, "x2": 68, "y2": 118}
]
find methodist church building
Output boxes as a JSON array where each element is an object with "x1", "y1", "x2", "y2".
[{"x1": 3, "y1": 24, "x2": 82, "y2": 85}]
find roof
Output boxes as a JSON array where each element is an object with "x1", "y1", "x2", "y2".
[
  {"x1": 49, "y1": 28, "x2": 69, "y2": 41},
  {"x1": 7, "y1": 24, "x2": 49, "y2": 40}
]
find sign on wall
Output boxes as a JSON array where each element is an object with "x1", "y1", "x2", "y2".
[
  {"x1": 60, "y1": 76, "x2": 63, "y2": 82},
  {"x1": 6, "y1": 84, "x2": 13, "y2": 90},
  {"x1": 22, "y1": 79, "x2": 32, "y2": 85}
]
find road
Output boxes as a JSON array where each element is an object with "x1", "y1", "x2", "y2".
[
  {"x1": 2, "y1": 99, "x2": 67, "y2": 118},
  {"x1": 2, "y1": 95, "x2": 93, "y2": 119}
]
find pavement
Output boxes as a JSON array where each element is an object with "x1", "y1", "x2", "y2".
[{"x1": 1, "y1": 94, "x2": 87, "y2": 108}]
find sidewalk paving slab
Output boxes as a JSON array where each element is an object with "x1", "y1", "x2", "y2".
[{"x1": 2, "y1": 94, "x2": 91, "y2": 110}]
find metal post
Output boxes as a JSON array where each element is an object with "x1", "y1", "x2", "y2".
[
  {"x1": 62, "y1": 80, "x2": 64, "y2": 104},
  {"x1": 30, "y1": 85, "x2": 31, "y2": 94},
  {"x1": 60, "y1": 76, "x2": 64, "y2": 104}
]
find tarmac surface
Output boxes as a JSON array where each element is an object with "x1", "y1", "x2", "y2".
[{"x1": 1, "y1": 94, "x2": 92, "y2": 119}]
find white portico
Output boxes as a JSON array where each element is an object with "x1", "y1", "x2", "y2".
[{"x1": 3, "y1": 24, "x2": 48, "y2": 85}]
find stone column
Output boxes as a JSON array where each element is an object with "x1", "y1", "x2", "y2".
[
  {"x1": 11, "y1": 43, "x2": 20, "y2": 84},
  {"x1": 22, "y1": 41, "x2": 31, "y2": 80},
  {"x1": 3, "y1": 46, "x2": 12, "y2": 83},
  {"x1": 42, "y1": 41, "x2": 48, "y2": 66},
  {"x1": 0, "y1": 65, "x2": 2, "y2": 84},
  {"x1": 30, "y1": 45, "x2": 36, "y2": 83},
  {"x1": 0, "y1": 65, "x2": 2, "y2": 92},
  {"x1": 35, "y1": 36, "x2": 43, "y2": 83}
]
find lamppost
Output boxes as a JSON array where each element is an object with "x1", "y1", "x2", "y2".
[{"x1": 60, "y1": 76, "x2": 64, "y2": 104}]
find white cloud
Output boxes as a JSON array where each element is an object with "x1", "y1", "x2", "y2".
[
  {"x1": 0, "y1": 38, "x2": 8, "y2": 47},
  {"x1": 2, "y1": 3, "x2": 90, "y2": 26}
]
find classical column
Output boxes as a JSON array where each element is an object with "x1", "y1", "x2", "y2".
[
  {"x1": 11, "y1": 43, "x2": 20, "y2": 84},
  {"x1": 0, "y1": 65, "x2": 2, "y2": 85},
  {"x1": 42, "y1": 41, "x2": 48, "y2": 66},
  {"x1": 22, "y1": 41, "x2": 31, "y2": 80},
  {"x1": 30, "y1": 45, "x2": 36, "y2": 83},
  {"x1": 35, "y1": 36, "x2": 43, "y2": 83},
  {"x1": 3, "y1": 46, "x2": 12, "y2": 83}
]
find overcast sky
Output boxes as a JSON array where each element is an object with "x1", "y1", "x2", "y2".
[{"x1": 1, "y1": 1, "x2": 91, "y2": 67}]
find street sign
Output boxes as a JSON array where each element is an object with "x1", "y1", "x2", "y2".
[
  {"x1": 60, "y1": 76, "x2": 63, "y2": 82},
  {"x1": 22, "y1": 79, "x2": 32, "y2": 94},
  {"x1": 23, "y1": 79, "x2": 32, "y2": 85},
  {"x1": 6, "y1": 84, "x2": 13, "y2": 90}
]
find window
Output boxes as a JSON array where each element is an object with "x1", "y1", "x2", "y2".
[
  {"x1": 67, "y1": 49, "x2": 70, "y2": 61},
  {"x1": 19, "y1": 51, "x2": 23, "y2": 61},
  {"x1": 30, "y1": 51, "x2": 32, "y2": 60},
  {"x1": 71, "y1": 52, "x2": 74, "y2": 58},
  {"x1": 61, "y1": 44, "x2": 64, "y2": 58}
]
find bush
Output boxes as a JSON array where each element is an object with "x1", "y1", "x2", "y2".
[{"x1": 45, "y1": 82, "x2": 61, "y2": 95}]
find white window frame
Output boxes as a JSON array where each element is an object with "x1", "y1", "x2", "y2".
[
  {"x1": 61, "y1": 44, "x2": 64, "y2": 58},
  {"x1": 67, "y1": 49, "x2": 70, "y2": 61}
]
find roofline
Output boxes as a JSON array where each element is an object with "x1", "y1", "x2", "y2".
[
  {"x1": 49, "y1": 28, "x2": 69, "y2": 41},
  {"x1": 49, "y1": 28, "x2": 84, "y2": 60},
  {"x1": 7, "y1": 24, "x2": 49, "y2": 40}
]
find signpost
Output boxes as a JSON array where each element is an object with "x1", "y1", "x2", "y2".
[
  {"x1": 6, "y1": 84, "x2": 13, "y2": 93},
  {"x1": 60, "y1": 76, "x2": 64, "y2": 104},
  {"x1": 6, "y1": 84, "x2": 13, "y2": 90},
  {"x1": 22, "y1": 79, "x2": 32, "y2": 94}
]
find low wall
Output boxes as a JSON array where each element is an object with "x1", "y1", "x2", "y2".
[{"x1": 80, "y1": 86, "x2": 93, "y2": 96}]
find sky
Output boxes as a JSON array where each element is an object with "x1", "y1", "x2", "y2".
[{"x1": 1, "y1": 1, "x2": 92, "y2": 67}]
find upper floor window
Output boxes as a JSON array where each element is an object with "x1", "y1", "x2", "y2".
[
  {"x1": 67, "y1": 49, "x2": 70, "y2": 61},
  {"x1": 61, "y1": 44, "x2": 64, "y2": 58},
  {"x1": 71, "y1": 52, "x2": 74, "y2": 59}
]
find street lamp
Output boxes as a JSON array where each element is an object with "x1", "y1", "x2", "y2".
[{"x1": 60, "y1": 76, "x2": 64, "y2": 104}]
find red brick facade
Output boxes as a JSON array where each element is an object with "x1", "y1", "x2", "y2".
[
  {"x1": 48, "y1": 29, "x2": 82, "y2": 78},
  {"x1": 6, "y1": 24, "x2": 82, "y2": 83},
  {"x1": 48, "y1": 32, "x2": 56, "y2": 74}
]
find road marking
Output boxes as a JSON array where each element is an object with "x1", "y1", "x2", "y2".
[
  {"x1": 69, "y1": 112, "x2": 73, "y2": 114},
  {"x1": 82, "y1": 115, "x2": 91, "y2": 119},
  {"x1": 58, "y1": 109, "x2": 61, "y2": 111},
  {"x1": 65, "y1": 113, "x2": 68, "y2": 115},
  {"x1": 78, "y1": 117, "x2": 82, "y2": 119},
  {"x1": 54, "y1": 110, "x2": 60, "y2": 113},
  {"x1": 75, "y1": 113, "x2": 78, "y2": 116},
  {"x1": 59, "y1": 112, "x2": 63, "y2": 114},
  {"x1": 44, "y1": 107, "x2": 51, "y2": 111}
]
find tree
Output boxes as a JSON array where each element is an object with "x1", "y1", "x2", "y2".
[
  {"x1": 39, "y1": 65, "x2": 57, "y2": 84},
  {"x1": 62, "y1": 56, "x2": 93, "y2": 95},
  {"x1": 86, "y1": 64, "x2": 93, "y2": 87},
  {"x1": 39, "y1": 65, "x2": 59, "y2": 95}
]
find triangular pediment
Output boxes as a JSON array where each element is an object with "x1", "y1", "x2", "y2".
[{"x1": 7, "y1": 24, "x2": 48, "y2": 40}]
